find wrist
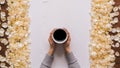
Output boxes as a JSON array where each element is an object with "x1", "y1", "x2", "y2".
[
  {"x1": 65, "y1": 46, "x2": 71, "y2": 54},
  {"x1": 48, "y1": 47, "x2": 55, "y2": 56}
]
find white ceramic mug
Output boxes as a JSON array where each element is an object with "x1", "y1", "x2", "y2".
[{"x1": 52, "y1": 28, "x2": 68, "y2": 44}]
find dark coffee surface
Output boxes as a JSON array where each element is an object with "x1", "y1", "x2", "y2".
[{"x1": 53, "y1": 29, "x2": 67, "y2": 41}]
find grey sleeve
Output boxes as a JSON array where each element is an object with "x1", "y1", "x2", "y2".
[
  {"x1": 40, "y1": 54, "x2": 54, "y2": 68},
  {"x1": 66, "y1": 52, "x2": 80, "y2": 68}
]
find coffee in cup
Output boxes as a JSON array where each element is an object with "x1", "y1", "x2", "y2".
[{"x1": 52, "y1": 28, "x2": 68, "y2": 44}]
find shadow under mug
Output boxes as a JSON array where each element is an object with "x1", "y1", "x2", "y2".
[{"x1": 52, "y1": 28, "x2": 68, "y2": 44}]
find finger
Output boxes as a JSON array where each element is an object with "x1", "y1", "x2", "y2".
[
  {"x1": 68, "y1": 36, "x2": 71, "y2": 43},
  {"x1": 50, "y1": 36, "x2": 54, "y2": 43},
  {"x1": 63, "y1": 28, "x2": 69, "y2": 34},
  {"x1": 68, "y1": 39, "x2": 71, "y2": 43},
  {"x1": 49, "y1": 33, "x2": 53, "y2": 41},
  {"x1": 69, "y1": 35, "x2": 71, "y2": 40},
  {"x1": 50, "y1": 34, "x2": 55, "y2": 43},
  {"x1": 48, "y1": 34, "x2": 53, "y2": 43},
  {"x1": 48, "y1": 34, "x2": 50, "y2": 40},
  {"x1": 48, "y1": 37, "x2": 51, "y2": 43},
  {"x1": 68, "y1": 34, "x2": 71, "y2": 39},
  {"x1": 50, "y1": 28, "x2": 56, "y2": 34}
]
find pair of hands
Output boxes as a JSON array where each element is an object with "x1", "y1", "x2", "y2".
[{"x1": 48, "y1": 29, "x2": 71, "y2": 56}]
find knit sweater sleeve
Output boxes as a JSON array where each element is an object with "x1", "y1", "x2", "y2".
[
  {"x1": 66, "y1": 52, "x2": 80, "y2": 68},
  {"x1": 40, "y1": 54, "x2": 54, "y2": 68}
]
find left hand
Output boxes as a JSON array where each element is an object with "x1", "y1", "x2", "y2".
[{"x1": 48, "y1": 29, "x2": 56, "y2": 56}]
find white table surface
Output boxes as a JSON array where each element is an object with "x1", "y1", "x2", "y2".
[{"x1": 30, "y1": 0, "x2": 91, "y2": 68}]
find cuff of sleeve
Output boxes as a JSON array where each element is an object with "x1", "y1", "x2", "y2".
[
  {"x1": 66, "y1": 52, "x2": 77, "y2": 64},
  {"x1": 42, "y1": 54, "x2": 54, "y2": 67}
]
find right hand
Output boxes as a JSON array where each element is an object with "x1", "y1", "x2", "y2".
[{"x1": 63, "y1": 28, "x2": 71, "y2": 54}]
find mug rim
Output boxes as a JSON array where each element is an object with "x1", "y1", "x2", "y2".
[{"x1": 52, "y1": 28, "x2": 68, "y2": 44}]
